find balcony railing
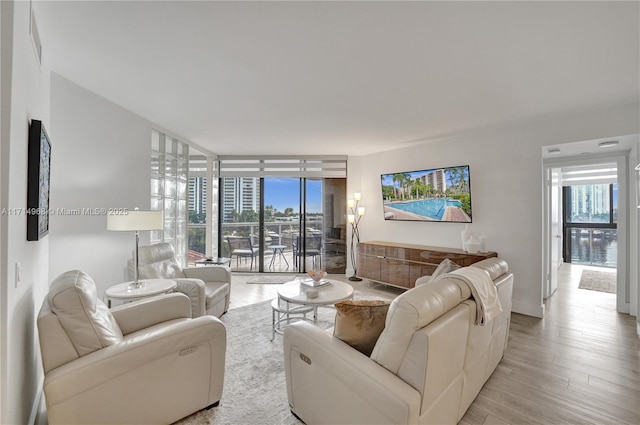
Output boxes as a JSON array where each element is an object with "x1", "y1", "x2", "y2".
[{"x1": 188, "y1": 220, "x2": 346, "y2": 273}]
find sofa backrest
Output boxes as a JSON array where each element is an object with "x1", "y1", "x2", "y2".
[
  {"x1": 370, "y1": 277, "x2": 471, "y2": 374},
  {"x1": 470, "y1": 257, "x2": 509, "y2": 280},
  {"x1": 38, "y1": 299, "x2": 80, "y2": 374},
  {"x1": 39, "y1": 270, "x2": 124, "y2": 373},
  {"x1": 371, "y1": 257, "x2": 512, "y2": 420},
  {"x1": 135, "y1": 243, "x2": 186, "y2": 280}
]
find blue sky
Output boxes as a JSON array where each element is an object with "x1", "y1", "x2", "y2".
[{"x1": 264, "y1": 178, "x2": 322, "y2": 213}]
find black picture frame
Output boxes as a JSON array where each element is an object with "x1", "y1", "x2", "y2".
[{"x1": 27, "y1": 119, "x2": 52, "y2": 241}]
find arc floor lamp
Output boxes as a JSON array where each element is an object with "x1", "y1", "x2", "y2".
[{"x1": 347, "y1": 192, "x2": 365, "y2": 282}]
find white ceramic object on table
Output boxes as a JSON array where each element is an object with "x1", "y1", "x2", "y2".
[{"x1": 464, "y1": 236, "x2": 480, "y2": 254}]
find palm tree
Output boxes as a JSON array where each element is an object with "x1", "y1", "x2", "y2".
[
  {"x1": 399, "y1": 173, "x2": 411, "y2": 200},
  {"x1": 392, "y1": 173, "x2": 410, "y2": 199},
  {"x1": 447, "y1": 166, "x2": 469, "y2": 195},
  {"x1": 413, "y1": 178, "x2": 427, "y2": 199}
]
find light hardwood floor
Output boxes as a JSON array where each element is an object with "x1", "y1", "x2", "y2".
[{"x1": 230, "y1": 263, "x2": 640, "y2": 425}]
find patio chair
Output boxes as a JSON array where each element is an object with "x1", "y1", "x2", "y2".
[
  {"x1": 226, "y1": 236, "x2": 259, "y2": 270},
  {"x1": 293, "y1": 234, "x2": 322, "y2": 270}
]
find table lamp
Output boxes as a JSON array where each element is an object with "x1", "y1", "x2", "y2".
[{"x1": 107, "y1": 208, "x2": 164, "y2": 288}]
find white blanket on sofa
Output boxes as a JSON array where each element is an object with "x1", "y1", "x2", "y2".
[{"x1": 437, "y1": 267, "x2": 502, "y2": 325}]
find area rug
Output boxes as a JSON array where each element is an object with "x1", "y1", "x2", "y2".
[
  {"x1": 578, "y1": 269, "x2": 616, "y2": 293},
  {"x1": 173, "y1": 299, "x2": 335, "y2": 425},
  {"x1": 174, "y1": 287, "x2": 393, "y2": 425},
  {"x1": 246, "y1": 275, "x2": 299, "y2": 284}
]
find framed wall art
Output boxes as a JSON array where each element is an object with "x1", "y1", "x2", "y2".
[{"x1": 27, "y1": 119, "x2": 52, "y2": 241}]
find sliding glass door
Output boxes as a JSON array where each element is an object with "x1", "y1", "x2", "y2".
[
  {"x1": 218, "y1": 156, "x2": 348, "y2": 273},
  {"x1": 263, "y1": 178, "x2": 300, "y2": 273},
  {"x1": 219, "y1": 176, "x2": 346, "y2": 274}
]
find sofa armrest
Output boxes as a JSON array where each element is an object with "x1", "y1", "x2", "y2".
[
  {"x1": 284, "y1": 321, "x2": 421, "y2": 425},
  {"x1": 43, "y1": 315, "x2": 226, "y2": 408},
  {"x1": 110, "y1": 292, "x2": 191, "y2": 335},
  {"x1": 183, "y1": 266, "x2": 231, "y2": 284},
  {"x1": 173, "y1": 278, "x2": 206, "y2": 317}
]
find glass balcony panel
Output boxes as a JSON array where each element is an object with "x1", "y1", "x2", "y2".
[{"x1": 569, "y1": 227, "x2": 617, "y2": 268}]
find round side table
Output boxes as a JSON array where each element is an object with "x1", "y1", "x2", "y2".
[{"x1": 104, "y1": 279, "x2": 177, "y2": 308}]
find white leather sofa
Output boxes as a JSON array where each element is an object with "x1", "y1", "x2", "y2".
[
  {"x1": 130, "y1": 243, "x2": 231, "y2": 317},
  {"x1": 283, "y1": 258, "x2": 513, "y2": 425},
  {"x1": 37, "y1": 270, "x2": 226, "y2": 425}
]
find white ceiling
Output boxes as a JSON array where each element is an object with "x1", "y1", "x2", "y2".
[{"x1": 34, "y1": 1, "x2": 639, "y2": 156}]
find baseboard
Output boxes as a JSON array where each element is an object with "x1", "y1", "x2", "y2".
[
  {"x1": 511, "y1": 300, "x2": 544, "y2": 318},
  {"x1": 29, "y1": 378, "x2": 43, "y2": 425}
]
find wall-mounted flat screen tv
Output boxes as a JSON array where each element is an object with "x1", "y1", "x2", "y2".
[{"x1": 380, "y1": 165, "x2": 472, "y2": 222}]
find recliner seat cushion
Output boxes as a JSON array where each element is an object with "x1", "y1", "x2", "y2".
[{"x1": 47, "y1": 270, "x2": 123, "y2": 356}]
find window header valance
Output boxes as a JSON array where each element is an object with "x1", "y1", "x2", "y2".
[
  {"x1": 218, "y1": 155, "x2": 347, "y2": 178},
  {"x1": 561, "y1": 163, "x2": 617, "y2": 186}
]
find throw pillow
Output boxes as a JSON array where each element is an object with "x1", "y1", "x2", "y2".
[
  {"x1": 334, "y1": 299, "x2": 391, "y2": 356},
  {"x1": 428, "y1": 258, "x2": 462, "y2": 282}
]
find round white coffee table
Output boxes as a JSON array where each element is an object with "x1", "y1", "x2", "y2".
[
  {"x1": 275, "y1": 279, "x2": 354, "y2": 330},
  {"x1": 104, "y1": 279, "x2": 177, "y2": 308}
]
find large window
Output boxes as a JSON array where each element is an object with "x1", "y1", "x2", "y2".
[
  {"x1": 218, "y1": 156, "x2": 347, "y2": 273},
  {"x1": 563, "y1": 183, "x2": 617, "y2": 267}
]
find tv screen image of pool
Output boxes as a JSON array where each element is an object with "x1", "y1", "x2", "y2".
[{"x1": 380, "y1": 165, "x2": 472, "y2": 222}]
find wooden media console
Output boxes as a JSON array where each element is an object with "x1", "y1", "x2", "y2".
[{"x1": 356, "y1": 240, "x2": 497, "y2": 289}]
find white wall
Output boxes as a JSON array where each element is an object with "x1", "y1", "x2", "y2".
[
  {"x1": 632, "y1": 141, "x2": 640, "y2": 332},
  {"x1": 350, "y1": 102, "x2": 639, "y2": 318},
  {"x1": 0, "y1": 1, "x2": 51, "y2": 423},
  {"x1": 49, "y1": 73, "x2": 153, "y2": 296}
]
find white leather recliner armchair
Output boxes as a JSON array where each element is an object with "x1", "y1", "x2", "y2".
[
  {"x1": 130, "y1": 243, "x2": 231, "y2": 317},
  {"x1": 37, "y1": 270, "x2": 226, "y2": 425}
]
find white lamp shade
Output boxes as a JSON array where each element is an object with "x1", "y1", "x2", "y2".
[
  {"x1": 357, "y1": 206, "x2": 365, "y2": 216},
  {"x1": 107, "y1": 210, "x2": 164, "y2": 231},
  {"x1": 347, "y1": 214, "x2": 355, "y2": 224},
  {"x1": 347, "y1": 199, "x2": 355, "y2": 208},
  {"x1": 353, "y1": 192, "x2": 361, "y2": 201}
]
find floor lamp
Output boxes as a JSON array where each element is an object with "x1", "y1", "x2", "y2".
[
  {"x1": 347, "y1": 192, "x2": 365, "y2": 282},
  {"x1": 107, "y1": 208, "x2": 164, "y2": 288}
]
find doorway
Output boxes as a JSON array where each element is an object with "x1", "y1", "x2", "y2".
[{"x1": 543, "y1": 155, "x2": 628, "y2": 314}]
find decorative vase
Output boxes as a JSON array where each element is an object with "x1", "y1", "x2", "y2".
[
  {"x1": 479, "y1": 233, "x2": 488, "y2": 253},
  {"x1": 307, "y1": 270, "x2": 326, "y2": 282},
  {"x1": 305, "y1": 288, "x2": 319, "y2": 299},
  {"x1": 461, "y1": 225, "x2": 473, "y2": 252},
  {"x1": 464, "y1": 236, "x2": 480, "y2": 254}
]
